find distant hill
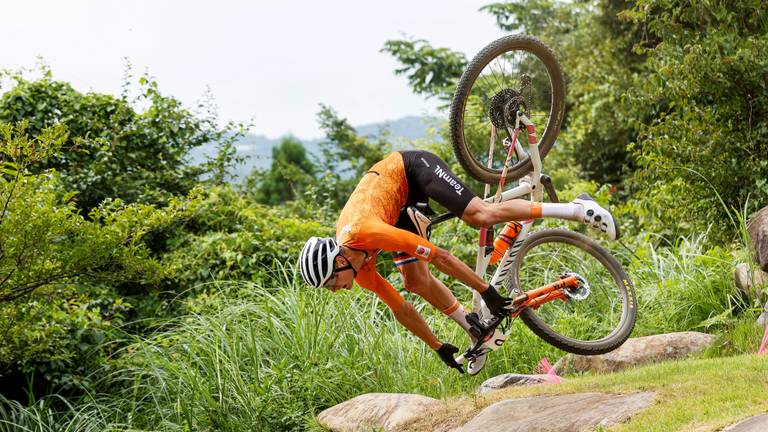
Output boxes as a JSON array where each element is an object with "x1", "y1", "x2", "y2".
[{"x1": 188, "y1": 115, "x2": 440, "y2": 180}]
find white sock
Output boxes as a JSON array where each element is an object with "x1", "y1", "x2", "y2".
[
  {"x1": 446, "y1": 303, "x2": 477, "y2": 342},
  {"x1": 541, "y1": 203, "x2": 578, "y2": 220}
]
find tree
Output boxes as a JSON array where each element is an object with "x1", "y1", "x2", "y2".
[
  {"x1": 248, "y1": 137, "x2": 315, "y2": 205},
  {"x1": 0, "y1": 122, "x2": 190, "y2": 392},
  {"x1": 0, "y1": 122, "x2": 185, "y2": 303},
  {"x1": 314, "y1": 105, "x2": 392, "y2": 209},
  {"x1": 0, "y1": 68, "x2": 241, "y2": 213},
  {"x1": 380, "y1": 39, "x2": 467, "y2": 101},
  {"x1": 624, "y1": 0, "x2": 768, "y2": 240}
]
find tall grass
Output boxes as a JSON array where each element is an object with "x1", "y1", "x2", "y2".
[
  {"x1": 2, "y1": 230, "x2": 763, "y2": 431},
  {"x1": 0, "y1": 394, "x2": 115, "y2": 432},
  {"x1": 95, "y1": 271, "x2": 463, "y2": 431}
]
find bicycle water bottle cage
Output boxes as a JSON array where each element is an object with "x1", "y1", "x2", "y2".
[{"x1": 407, "y1": 204, "x2": 433, "y2": 240}]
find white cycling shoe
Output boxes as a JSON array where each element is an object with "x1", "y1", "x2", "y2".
[
  {"x1": 466, "y1": 327, "x2": 507, "y2": 376},
  {"x1": 572, "y1": 193, "x2": 620, "y2": 240},
  {"x1": 467, "y1": 351, "x2": 487, "y2": 376}
]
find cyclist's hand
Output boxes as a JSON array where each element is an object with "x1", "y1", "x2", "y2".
[
  {"x1": 481, "y1": 284, "x2": 514, "y2": 317},
  {"x1": 435, "y1": 343, "x2": 465, "y2": 374}
]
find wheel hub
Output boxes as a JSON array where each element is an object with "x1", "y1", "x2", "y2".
[{"x1": 562, "y1": 272, "x2": 590, "y2": 301}]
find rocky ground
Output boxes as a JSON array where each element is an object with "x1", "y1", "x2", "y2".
[{"x1": 315, "y1": 332, "x2": 768, "y2": 432}]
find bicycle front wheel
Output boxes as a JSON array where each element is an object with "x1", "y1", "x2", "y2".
[
  {"x1": 450, "y1": 35, "x2": 566, "y2": 184},
  {"x1": 506, "y1": 229, "x2": 637, "y2": 355}
]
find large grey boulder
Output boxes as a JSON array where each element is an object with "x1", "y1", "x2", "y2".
[
  {"x1": 722, "y1": 413, "x2": 768, "y2": 432},
  {"x1": 747, "y1": 206, "x2": 768, "y2": 272},
  {"x1": 734, "y1": 263, "x2": 768, "y2": 300},
  {"x1": 554, "y1": 332, "x2": 716, "y2": 374},
  {"x1": 478, "y1": 373, "x2": 562, "y2": 394},
  {"x1": 316, "y1": 393, "x2": 441, "y2": 432},
  {"x1": 454, "y1": 392, "x2": 655, "y2": 432}
]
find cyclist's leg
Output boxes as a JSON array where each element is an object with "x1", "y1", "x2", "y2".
[
  {"x1": 461, "y1": 194, "x2": 619, "y2": 239},
  {"x1": 396, "y1": 257, "x2": 475, "y2": 339},
  {"x1": 400, "y1": 150, "x2": 477, "y2": 217},
  {"x1": 401, "y1": 150, "x2": 617, "y2": 238}
]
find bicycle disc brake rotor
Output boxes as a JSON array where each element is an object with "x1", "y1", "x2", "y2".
[
  {"x1": 562, "y1": 272, "x2": 590, "y2": 301},
  {"x1": 489, "y1": 88, "x2": 526, "y2": 129}
]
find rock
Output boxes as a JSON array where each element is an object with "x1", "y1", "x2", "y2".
[
  {"x1": 554, "y1": 332, "x2": 716, "y2": 374},
  {"x1": 757, "y1": 300, "x2": 768, "y2": 327},
  {"x1": 478, "y1": 373, "x2": 562, "y2": 394},
  {"x1": 316, "y1": 393, "x2": 441, "y2": 432},
  {"x1": 734, "y1": 263, "x2": 768, "y2": 300},
  {"x1": 722, "y1": 413, "x2": 768, "y2": 431},
  {"x1": 454, "y1": 392, "x2": 655, "y2": 432},
  {"x1": 747, "y1": 206, "x2": 768, "y2": 272}
]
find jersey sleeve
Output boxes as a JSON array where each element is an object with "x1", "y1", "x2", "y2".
[
  {"x1": 354, "y1": 258, "x2": 405, "y2": 312},
  {"x1": 351, "y1": 218, "x2": 438, "y2": 262}
]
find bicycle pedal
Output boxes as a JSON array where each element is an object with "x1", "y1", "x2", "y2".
[{"x1": 465, "y1": 312, "x2": 485, "y2": 339}]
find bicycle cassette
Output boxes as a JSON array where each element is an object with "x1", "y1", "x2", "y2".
[{"x1": 489, "y1": 88, "x2": 526, "y2": 129}]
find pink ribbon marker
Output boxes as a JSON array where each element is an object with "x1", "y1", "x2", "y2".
[
  {"x1": 533, "y1": 357, "x2": 562, "y2": 384},
  {"x1": 758, "y1": 324, "x2": 768, "y2": 355}
]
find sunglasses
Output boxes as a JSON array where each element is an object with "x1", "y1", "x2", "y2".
[{"x1": 323, "y1": 254, "x2": 358, "y2": 288}]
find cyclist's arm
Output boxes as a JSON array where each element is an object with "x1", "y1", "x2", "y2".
[
  {"x1": 355, "y1": 265, "x2": 441, "y2": 350},
  {"x1": 353, "y1": 219, "x2": 489, "y2": 293},
  {"x1": 430, "y1": 247, "x2": 488, "y2": 292},
  {"x1": 392, "y1": 301, "x2": 441, "y2": 350}
]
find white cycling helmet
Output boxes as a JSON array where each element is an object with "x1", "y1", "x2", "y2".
[{"x1": 298, "y1": 237, "x2": 341, "y2": 288}]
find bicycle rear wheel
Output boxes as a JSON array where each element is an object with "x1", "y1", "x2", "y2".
[
  {"x1": 450, "y1": 35, "x2": 566, "y2": 184},
  {"x1": 506, "y1": 229, "x2": 636, "y2": 355}
]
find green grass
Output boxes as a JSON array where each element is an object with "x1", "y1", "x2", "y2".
[
  {"x1": 400, "y1": 353, "x2": 768, "y2": 432},
  {"x1": 1, "y1": 231, "x2": 764, "y2": 431}
]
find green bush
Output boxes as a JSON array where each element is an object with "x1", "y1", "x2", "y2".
[
  {"x1": 625, "y1": 0, "x2": 768, "y2": 241},
  {"x1": 0, "y1": 68, "x2": 241, "y2": 213},
  {"x1": 160, "y1": 185, "x2": 334, "y2": 294},
  {"x1": 0, "y1": 122, "x2": 192, "y2": 393}
]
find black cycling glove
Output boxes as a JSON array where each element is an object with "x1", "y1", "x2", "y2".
[
  {"x1": 436, "y1": 343, "x2": 465, "y2": 374},
  {"x1": 481, "y1": 284, "x2": 514, "y2": 317}
]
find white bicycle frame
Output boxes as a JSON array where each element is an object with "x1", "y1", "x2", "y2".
[{"x1": 470, "y1": 114, "x2": 545, "y2": 321}]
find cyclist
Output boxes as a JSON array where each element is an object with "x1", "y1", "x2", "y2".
[{"x1": 298, "y1": 150, "x2": 618, "y2": 375}]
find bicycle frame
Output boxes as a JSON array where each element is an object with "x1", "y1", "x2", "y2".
[
  {"x1": 431, "y1": 112, "x2": 577, "y2": 363},
  {"x1": 472, "y1": 114, "x2": 547, "y2": 313}
]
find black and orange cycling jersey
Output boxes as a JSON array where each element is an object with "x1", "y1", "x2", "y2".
[{"x1": 336, "y1": 151, "x2": 474, "y2": 311}]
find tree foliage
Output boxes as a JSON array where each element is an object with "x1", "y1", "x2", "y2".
[
  {"x1": 624, "y1": 0, "x2": 768, "y2": 237},
  {"x1": 0, "y1": 69, "x2": 238, "y2": 212},
  {"x1": 0, "y1": 122, "x2": 193, "y2": 392},
  {"x1": 247, "y1": 137, "x2": 315, "y2": 205},
  {"x1": 312, "y1": 105, "x2": 392, "y2": 209},
  {"x1": 381, "y1": 40, "x2": 466, "y2": 100}
]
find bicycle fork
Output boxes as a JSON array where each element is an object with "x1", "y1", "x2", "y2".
[{"x1": 456, "y1": 275, "x2": 581, "y2": 365}]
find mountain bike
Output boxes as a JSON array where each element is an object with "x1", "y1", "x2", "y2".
[{"x1": 431, "y1": 35, "x2": 636, "y2": 366}]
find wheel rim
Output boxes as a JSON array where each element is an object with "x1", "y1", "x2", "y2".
[
  {"x1": 510, "y1": 235, "x2": 631, "y2": 344},
  {"x1": 460, "y1": 44, "x2": 560, "y2": 177}
]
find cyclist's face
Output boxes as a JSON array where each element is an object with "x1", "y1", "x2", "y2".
[{"x1": 325, "y1": 255, "x2": 355, "y2": 292}]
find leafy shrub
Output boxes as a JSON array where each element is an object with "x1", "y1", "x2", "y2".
[
  {"x1": 625, "y1": 0, "x2": 768, "y2": 241},
  {"x1": 0, "y1": 122, "x2": 191, "y2": 394},
  {"x1": 0, "y1": 68, "x2": 241, "y2": 213},
  {"x1": 160, "y1": 185, "x2": 333, "y2": 293}
]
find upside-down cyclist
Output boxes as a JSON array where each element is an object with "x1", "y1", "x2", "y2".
[{"x1": 298, "y1": 150, "x2": 619, "y2": 375}]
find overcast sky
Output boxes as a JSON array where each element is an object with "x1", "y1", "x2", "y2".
[{"x1": 1, "y1": 1, "x2": 503, "y2": 138}]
